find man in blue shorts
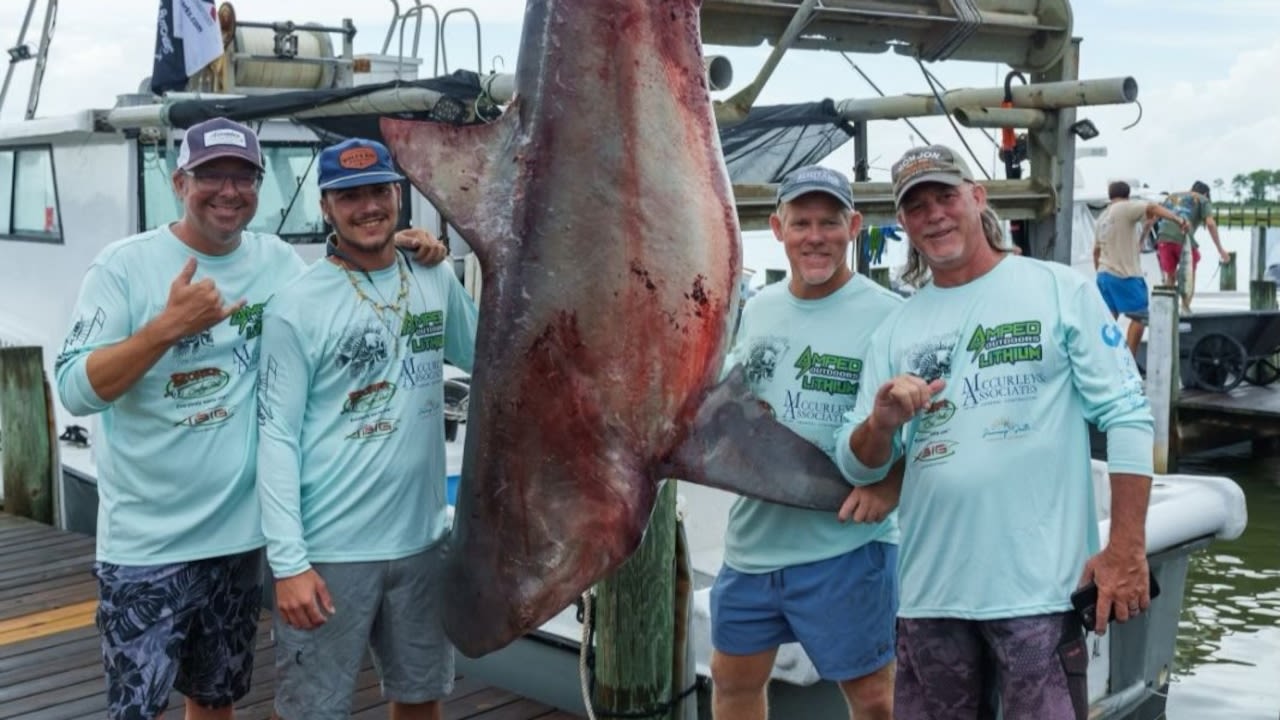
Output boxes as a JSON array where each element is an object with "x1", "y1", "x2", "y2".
[
  {"x1": 709, "y1": 166, "x2": 902, "y2": 720},
  {"x1": 837, "y1": 145, "x2": 1156, "y2": 720},
  {"x1": 256, "y1": 138, "x2": 477, "y2": 720},
  {"x1": 1093, "y1": 180, "x2": 1188, "y2": 358}
]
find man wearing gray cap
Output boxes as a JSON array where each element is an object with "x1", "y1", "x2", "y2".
[
  {"x1": 55, "y1": 118, "x2": 447, "y2": 720},
  {"x1": 834, "y1": 145, "x2": 1156, "y2": 720},
  {"x1": 710, "y1": 165, "x2": 901, "y2": 720}
]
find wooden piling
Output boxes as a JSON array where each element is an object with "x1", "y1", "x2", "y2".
[
  {"x1": 1220, "y1": 251, "x2": 1236, "y2": 292},
  {"x1": 0, "y1": 347, "x2": 59, "y2": 524},
  {"x1": 592, "y1": 479, "x2": 681, "y2": 720},
  {"x1": 1250, "y1": 281, "x2": 1277, "y2": 311},
  {"x1": 1147, "y1": 288, "x2": 1180, "y2": 473}
]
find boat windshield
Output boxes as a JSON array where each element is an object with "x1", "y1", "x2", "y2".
[{"x1": 139, "y1": 142, "x2": 326, "y2": 243}]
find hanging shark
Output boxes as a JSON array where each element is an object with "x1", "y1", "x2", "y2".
[{"x1": 381, "y1": 0, "x2": 854, "y2": 658}]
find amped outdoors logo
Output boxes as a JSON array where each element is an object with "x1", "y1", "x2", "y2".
[
  {"x1": 793, "y1": 345, "x2": 862, "y2": 397},
  {"x1": 966, "y1": 320, "x2": 1043, "y2": 368}
]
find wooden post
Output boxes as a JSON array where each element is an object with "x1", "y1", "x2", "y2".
[
  {"x1": 870, "y1": 266, "x2": 890, "y2": 289},
  {"x1": 1249, "y1": 226, "x2": 1277, "y2": 310},
  {"x1": 593, "y1": 480, "x2": 679, "y2": 720},
  {"x1": 1251, "y1": 226, "x2": 1267, "y2": 282},
  {"x1": 0, "y1": 347, "x2": 58, "y2": 524},
  {"x1": 1147, "y1": 288, "x2": 1180, "y2": 474},
  {"x1": 1251, "y1": 281, "x2": 1277, "y2": 311},
  {"x1": 1220, "y1": 251, "x2": 1237, "y2": 292}
]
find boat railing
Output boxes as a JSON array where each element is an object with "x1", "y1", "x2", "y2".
[
  {"x1": 0, "y1": 0, "x2": 57, "y2": 121},
  {"x1": 384, "y1": 1, "x2": 487, "y2": 81}
]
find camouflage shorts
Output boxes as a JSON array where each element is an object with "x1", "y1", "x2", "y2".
[
  {"x1": 94, "y1": 550, "x2": 263, "y2": 719},
  {"x1": 895, "y1": 612, "x2": 1088, "y2": 720}
]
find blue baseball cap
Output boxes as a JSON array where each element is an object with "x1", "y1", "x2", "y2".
[
  {"x1": 318, "y1": 138, "x2": 404, "y2": 191},
  {"x1": 776, "y1": 165, "x2": 854, "y2": 209}
]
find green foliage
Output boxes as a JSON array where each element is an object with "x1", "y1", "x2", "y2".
[{"x1": 1224, "y1": 169, "x2": 1280, "y2": 204}]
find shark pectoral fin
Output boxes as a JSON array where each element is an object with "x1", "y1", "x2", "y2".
[
  {"x1": 380, "y1": 110, "x2": 521, "y2": 263},
  {"x1": 664, "y1": 365, "x2": 852, "y2": 511}
]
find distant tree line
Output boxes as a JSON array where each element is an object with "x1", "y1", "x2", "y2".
[{"x1": 1211, "y1": 171, "x2": 1280, "y2": 204}]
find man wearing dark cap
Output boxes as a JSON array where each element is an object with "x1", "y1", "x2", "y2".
[
  {"x1": 710, "y1": 165, "x2": 901, "y2": 720},
  {"x1": 1149, "y1": 180, "x2": 1228, "y2": 313},
  {"x1": 257, "y1": 137, "x2": 477, "y2": 720},
  {"x1": 55, "y1": 118, "x2": 447, "y2": 720},
  {"x1": 835, "y1": 144, "x2": 1156, "y2": 720}
]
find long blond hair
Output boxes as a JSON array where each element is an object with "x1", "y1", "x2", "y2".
[{"x1": 900, "y1": 205, "x2": 1013, "y2": 287}]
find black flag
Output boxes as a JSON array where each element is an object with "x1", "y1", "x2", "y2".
[
  {"x1": 150, "y1": 0, "x2": 222, "y2": 96},
  {"x1": 150, "y1": 0, "x2": 187, "y2": 95}
]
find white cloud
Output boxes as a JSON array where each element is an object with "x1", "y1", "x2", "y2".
[{"x1": 1087, "y1": 39, "x2": 1280, "y2": 194}]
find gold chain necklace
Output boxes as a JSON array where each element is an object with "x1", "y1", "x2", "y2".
[{"x1": 340, "y1": 253, "x2": 411, "y2": 354}]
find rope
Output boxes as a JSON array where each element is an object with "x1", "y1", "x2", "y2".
[{"x1": 578, "y1": 591, "x2": 599, "y2": 720}]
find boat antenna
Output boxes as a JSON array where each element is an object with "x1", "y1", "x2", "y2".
[
  {"x1": 839, "y1": 52, "x2": 933, "y2": 148},
  {"x1": 275, "y1": 142, "x2": 321, "y2": 237},
  {"x1": 914, "y1": 57, "x2": 994, "y2": 180}
]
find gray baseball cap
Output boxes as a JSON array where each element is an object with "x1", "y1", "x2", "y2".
[
  {"x1": 890, "y1": 144, "x2": 974, "y2": 206},
  {"x1": 776, "y1": 165, "x2": 854, "y2": 209},
  {"x1": 176, "y1": 117, "x2": 265, "y2": 172}
]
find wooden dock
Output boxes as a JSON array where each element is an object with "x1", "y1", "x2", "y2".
[
  {"x1": 1177, "y1": 384, "x2": 1280, "y2": 456},
  {"x1": 0, "y1": 512, "x2": 580, "y2": 720}
]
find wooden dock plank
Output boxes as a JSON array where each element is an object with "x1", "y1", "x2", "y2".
[
  {"x1": 1180, "y1": 384, "x2": 1280, "y2": 418},
  {"x1": 0, "y1": 513, "x2": 581, "y2": 719},
  {"x1": 0, "y1": 599, "x2": 97, "y2": 645}
]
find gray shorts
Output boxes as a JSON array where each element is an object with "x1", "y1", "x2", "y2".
[
  {"x1": 894, "y1": 612, "x2": 1088, "y2": 720},
  {"x1": 273, "y1": 546, "x2": 455, "y2": 720}
]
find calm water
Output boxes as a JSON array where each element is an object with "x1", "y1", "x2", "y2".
[{"x1": 1166, "y1": 446, "x2": 1280, "y2": 720}]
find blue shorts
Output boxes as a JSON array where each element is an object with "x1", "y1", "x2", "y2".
[
  {"x1": 710, "y1": 542, "x2": 897, "y2": 681},
  {"x1": 94, "y1": 549, "x2": 263, "y2": 719},
  {"x1": 1096, "y1": 272, "x2": 1148, "y2": 314}
]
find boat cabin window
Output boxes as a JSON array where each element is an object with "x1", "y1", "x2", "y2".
[
  {"x1": 0, "y1": 145, "x2": 62, "y2": 243},
  {"x1": 140, "y1": 142, "x2": 326, "y2": 243}
]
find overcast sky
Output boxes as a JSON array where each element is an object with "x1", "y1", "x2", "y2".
[{"x1": 2, "y1": 0, "x2": 1278, "y2": 198}]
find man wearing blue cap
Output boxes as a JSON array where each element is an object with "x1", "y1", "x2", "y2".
[
  {"x1": 256, "y1": 137, "x2": 478, "y2": 720},
  {"x1": 55, "y1": 118, "x2": 450, "y2": 720},
  {"x1": 709, "y1": 165, "x2": 901, "y2": 720}
]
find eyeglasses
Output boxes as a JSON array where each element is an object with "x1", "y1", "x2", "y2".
[{"x1": 184, "y1": 169, "x2": 263, "y2": 192}]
